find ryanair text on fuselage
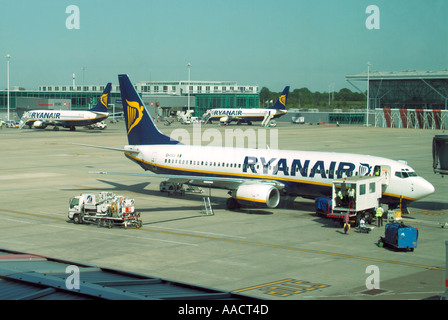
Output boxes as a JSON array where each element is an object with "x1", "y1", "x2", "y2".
[
  {"x1": 28, "y1": 112, "x2": 61, "y2": 119},
  {"x1": 243, "y1": 156, "x2": 371, "y2": 179},
  {"x1": 211, "y1": 110, "x2": 243, "y2": 116}
]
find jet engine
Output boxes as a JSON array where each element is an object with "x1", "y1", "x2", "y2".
[
  {"x1": 32, "y1": 121, "x2": 45, "y2": 129},
  {"x1": 235, "y1": 184, "x2": 280, "y2": 208}
]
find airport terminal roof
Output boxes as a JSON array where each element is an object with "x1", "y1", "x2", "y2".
[
  {"x1": 346, "y1": 70, "x2": 448, "y2": 81},
  {"x1": 0, "y1": 248, "x2": 259, "y2": 300}
]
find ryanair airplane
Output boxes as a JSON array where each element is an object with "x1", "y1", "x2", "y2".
[
  {"x1": 20, "y1": 83, "x2": 111, "y2": 131},
  {"x1": 204, "y1": 86, "x2": 289, "y2": 126},
  {"x1": 84, "y1": 75, "x2": 434, "y2": 211}
]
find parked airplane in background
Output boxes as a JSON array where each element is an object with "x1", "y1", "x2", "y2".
[
  {"x1": 203, "y1": 86, "x2": 289, "y2": 126},
  {"x1": 80, "y1": 75, "x2": 434, "y2": 211},
  {"x1": 20, "y1": 83, "x2": 111, "y2": 131}
]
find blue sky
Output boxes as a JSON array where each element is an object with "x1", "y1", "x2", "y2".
[{"x1": 0, "y1": 0, "x2": 447, "y2": 92}]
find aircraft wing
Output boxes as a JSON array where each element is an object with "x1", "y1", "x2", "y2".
[
  {"x1": 71, "y1": 143, "x2": 139, "y2": 154},
  {"x1": 89, "y1": 171, "x2": 285, "y2": 191}
]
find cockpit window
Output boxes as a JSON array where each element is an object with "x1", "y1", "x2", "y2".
[{"x1": 395, "y1": 170, "x2": 418, "y2": 179}]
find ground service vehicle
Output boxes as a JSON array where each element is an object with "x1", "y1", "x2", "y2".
[
  {"x1": 86, "y1": 121, "x2": 107, "y2": 130},
  {"x1": 316, "y1": 175, "x2": 383, "y2": 226},
  {"x1": 68, "y1": 192, "x2": 142, "y2": 228}
]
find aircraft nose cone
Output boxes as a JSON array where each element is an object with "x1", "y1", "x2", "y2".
[{"x1": 419, "y1": 178, "x2": 435, "y2": 199}]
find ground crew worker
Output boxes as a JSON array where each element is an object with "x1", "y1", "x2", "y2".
[
  {"x1": 348, "y1": 187, "x2": 355, "y2": 205},
  {"x1": 376, "y1": 206, "x2": 384, "y2": 227},
  {"x1": 348, "y1": 187, "x2": 354, "y2": 198},
  {"x1": 374, "y1": 167, "x2": 380, "y2": 176},
  {"x1": 343, "y1": 221, "x2": 350, "y2": 234},
  {"x1": 337, "y1": 189, "x2": 343, "y2": 206}
]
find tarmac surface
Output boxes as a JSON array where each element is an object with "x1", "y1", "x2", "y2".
[{"x1": 0, "y1": 120, "x2": 447, "y2": 300}]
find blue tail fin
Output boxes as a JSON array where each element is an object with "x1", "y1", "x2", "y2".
[
  {"x1": 118, "y1": 74, "x2": 180, "y2": 145},
  {"x1": 268, "y1": 86, "x2": 289, "y2": 110},
  {"x1": 89, "y1": 83, "x2": 112, "y2": 112}
]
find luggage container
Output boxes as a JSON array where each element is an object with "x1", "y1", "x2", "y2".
[
  {"x1": 315, "y1": 197, "x2": 332, "y2": 215},
  {"x1": 378, "y1": 222, "x2": 418, "y2": 251}
]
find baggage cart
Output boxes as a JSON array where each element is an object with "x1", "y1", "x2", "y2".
[{"x1": 378, "y1": 222, "x2": 418, "y2": 251}]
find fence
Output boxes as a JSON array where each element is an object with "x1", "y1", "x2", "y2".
[{"x1": 375, "y1": 108, "x2": 448, "y2": 130}]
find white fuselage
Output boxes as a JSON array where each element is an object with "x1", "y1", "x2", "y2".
[
  {"x1": 124, "y1": 144, "x2": 435, "y2": 205},
  {"x1": 207, "y1": 108, "x2": 286, "y2": 123},
  {"x1": 23, "y1": 110, "x2": 108, "y2": 128}
]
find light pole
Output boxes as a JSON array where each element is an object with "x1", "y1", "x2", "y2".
[
  {"x1": 187, "y1": 62, "x2": 192, "y2": 118},
  {"x1": 328, "y1": 83, "x2": 334, "y2": 106},
  {"x1": 81, "y1": 66, "x2": 86, "y2": 88},
  {"x1": 5, "y1": 54, "x2": 11, "y2": 123},
  {"x1": 366, "y1": 62, "x2": 371, "y2": 127}
]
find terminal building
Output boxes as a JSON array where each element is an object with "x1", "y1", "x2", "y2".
[
  {"x1": 0, "y1": 80, "x2": 259, "y2": 122},
  {"x1": 346, "y1": 70, "x2": 448, "y2": 129},
  {"x1": 3, "y1": 70, "x2": 448, "y2": 130}
]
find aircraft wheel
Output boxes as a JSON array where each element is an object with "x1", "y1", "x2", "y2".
[{"x1": 226, "y1": 198, "x2": 240, "y2": 210}]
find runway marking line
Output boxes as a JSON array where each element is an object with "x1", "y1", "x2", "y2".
[
  {"x1": 0, "y1": 209, "x2": 65, "y2": 221},
  {"x1": 1, "y1": 208, "x2": 445, "y2": 272}
]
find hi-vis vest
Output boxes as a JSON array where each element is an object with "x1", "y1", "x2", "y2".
[{"x1": 376, "y1": 207, "x2": 384, "y2": 217}]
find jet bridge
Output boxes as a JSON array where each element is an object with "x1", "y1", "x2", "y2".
[
  {"x1": 442, "y1": 240, "x2": 448, "y2": 300},
  {"x1": 433, "y1": 134, "x2": 448, "y2": 176}
]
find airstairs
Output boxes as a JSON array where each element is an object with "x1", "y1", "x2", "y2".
[{"x1": 261, "y1": 110, "x2": 276, "y2": 127}]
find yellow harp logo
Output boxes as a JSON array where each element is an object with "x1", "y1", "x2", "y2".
[
  {"x1": 126, "y1": 99, "x2": 144, "y2": 134},
  {"x1": 100, "y1": 93, "x2": 108, "y2": 108},
  {"x1": 279, "y1": 94, "x2": 286, "y2": 106}
]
